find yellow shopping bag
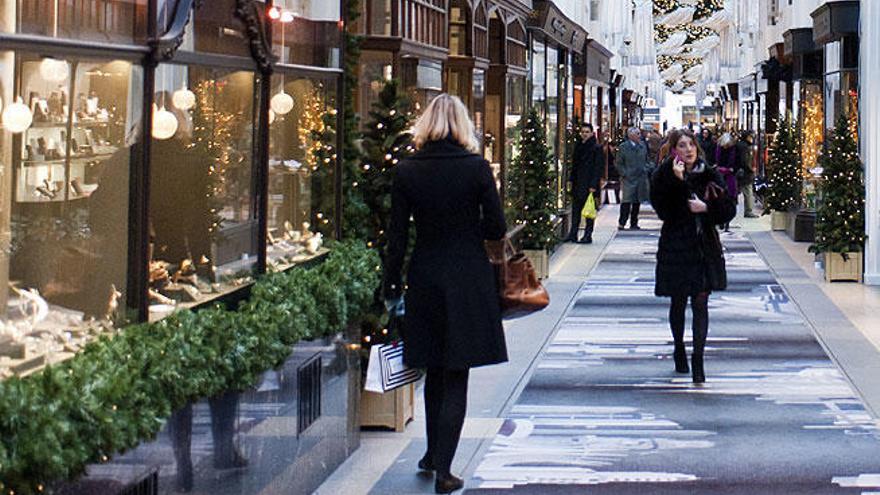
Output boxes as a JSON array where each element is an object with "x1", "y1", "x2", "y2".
[{"x1": 581, "y1": 193, "x2": 597, "y2": 220}]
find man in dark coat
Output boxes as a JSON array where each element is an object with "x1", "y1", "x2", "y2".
[
  {"x1": 614, "y1": 127, "x2": 650, "y2": 229},
  {"x1": 736, "y1": 130, "x2": 758, "y2": 217},
  {"x1": 566, "y1": 123, "x2": 604, "y2": 243}
]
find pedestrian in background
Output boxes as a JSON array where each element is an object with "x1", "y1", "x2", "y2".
[
  {"x1": 646, "y1": 129, "x2": 663, "y2": 166},
  {"x1": 566, "y1": 123, "x2": 604, "y2": 244},
  {"x1": 736, "y1": 130, "x2": 758, "y2": 217},
  {"x1": 650, "y1": 129, "x2": 736, "y2": 383},
  {"x1": 383, "y1": 94, "x2": 508, "y2": 494},
  {"x1": 614, "y1": 127, "x2": 651, "y2": 229},
  {"x1": 714, "y1": 132, "x2": 739, "y2": 232},
  {"x1": 699, "y1": 127, "x2": 717, "y2": 166}
]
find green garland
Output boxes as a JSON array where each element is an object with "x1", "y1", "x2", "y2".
[{"x1": 0, "y1": 241, "x2": 380, "y2": 494}]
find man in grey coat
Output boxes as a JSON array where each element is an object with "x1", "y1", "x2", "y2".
[{"x1": 614, "y1": 127, "x2": 651, "y2": 229}]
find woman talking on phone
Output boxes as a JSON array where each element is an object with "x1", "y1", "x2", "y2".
[{"x1": 650, "y1": 129, "x2": 736, "y2": 383}]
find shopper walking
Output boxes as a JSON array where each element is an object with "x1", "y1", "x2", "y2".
[
  {"x1": 650, "y1": 129, "x2": 736, "y2": 383},
  {"x1": 566, "y1": 123, "x2": 604, "y2": 243},
  {"x1": 714, "y1": 132, "x2": 739, "y2": 232},
  {"x1": 614, "y1": 127, "x2": 650, "y2": 229},
  {"x1": 699, "y1": 127, "x2": 718, "y2": 166},
  {"x1": 736, "y1": 130, "x2": 758, "y2": 217},
  {"x1": 383, "y1": 94, "x2": 507, "y2": 494}
]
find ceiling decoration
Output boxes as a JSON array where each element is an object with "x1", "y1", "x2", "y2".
[{"x1": 652, "y1": 0, "x2": 726, "y2": 91}]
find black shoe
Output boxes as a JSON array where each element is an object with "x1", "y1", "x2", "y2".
[
  {"x1": 692, "y1": 354, "x2": 705, "y2": 384},
  {"x1": 629, "y1": 225, "x2": 641, "y2": 230},
  {"x1": 673, "y1": 346, "x2": 689, "y2": 373},
  {"x1": 418, "y1": 454, "x2": 434, "y2": 472},
  {"x1": 578, "y1": 236, "x2": 593, "y2": 244},
  {"x1": 176, "y1": 458, "x2": 193, "y2": 492},
  {"x1": 565, "y1": 236, "x2": 578, "y2": 243},
  {"x1": 214, "y1": 449, "x2": 248, "y2": 470},
  {"x1": 617, "y1": 224, "x2": 626, "y2": 230},
  {"x1": 435, "y1": 472, "x2": 464, "y2": 493}
]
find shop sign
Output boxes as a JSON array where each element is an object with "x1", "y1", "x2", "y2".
[
  {"x1": 532, "y1": 0, "x2": 587, "y2": 54},
  {"x1": 811, "y1": 0, "x2": 859, "y2": 45},
  {"x1": 739, "y1": 76, "x2": 756, "y2": 101}
]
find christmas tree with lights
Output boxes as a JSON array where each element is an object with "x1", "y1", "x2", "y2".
[
  {"x1": 763, "y1": 114, "x2": 802, "y2": 213},
  {"x1": 358, "y1": 79, "x2": 414, "y2": 349},
  {"x1": 507, "y1": 108, "x2": 557, "y2": 251},
  {"x1": 809, "y1": 115, "x2": 865, "y2": 258},
  {"x1": 309, "y1": 106, "x2": 339, "y2": 235},
  {"x1": 361, "y1": 79, "x2": 414, "y2": 253}
]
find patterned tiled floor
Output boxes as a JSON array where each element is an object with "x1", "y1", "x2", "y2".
[{"x1": 466, "y1": 211, "x2": 880, "y2": 494}]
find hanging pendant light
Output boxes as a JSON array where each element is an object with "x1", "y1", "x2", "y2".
[
  {"x1": 268, "y1": 108, "x2": 276, "y2": 124},
  {"x1": 152, "y1": 103, "x2": 178, "y2": 140},
  {"x1": 39, "y1": 57, "x2": 69, "y2": 83},
  {"x1": 172, "y1": 85, "x2": 196, "y2": 110},
  {"x1": 270, "y1": 90, "x2": 294, "y2": 115},
  {"x1": 2, "y1": 96, "x2": 34, "y2": 133}
]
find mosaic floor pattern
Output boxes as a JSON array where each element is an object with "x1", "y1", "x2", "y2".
[{"x1": 466, "y1": 211, "x2": 880, "y2": 494}]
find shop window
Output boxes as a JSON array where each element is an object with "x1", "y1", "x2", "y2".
[
  {"x1": 0, "y1": 51, "x2": 140, "y2": 378},
  {"x1": 266, "y1": 74, "x2": 337, "y2": 272},
  {"x1": 271, "y1": 0, "x2": 343, "y2": 68},
  {"x1": 148, "y1": 65, "x2": 258, "y2": 320},
  {"x1": 169, "y1": 0, "x2": 251, "y2": 58},
  {"x1": 505, "y1": 75, "x2": 526, "y2": 168},
  {"x1": 367, "y1": 0, "x2": 392, "y2": 36},
  {"x1": 531, "y1": 40, "x2": 546, "y2": 115},
  {"x1": 4, "y1": 0, "x2": 148, "y2": 43},
  {"x1": 358, "y1": 50, "x2": 394, "y2": 127},
  {"x1": 507, "y1": 20, "x2": 527, "y2": 68},
  {"x1": 448, "y1": 1, "x2": 469, "y2": 57},
  {"x1": 474, "y1": 3, "x2": 488, "y2": 60}
]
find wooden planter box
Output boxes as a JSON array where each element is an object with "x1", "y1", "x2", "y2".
[
  {"x1": 824, "y1": 252, "x2": 863, "y2": 283},
  {"x1": 523, "y1": 249, "x2": 550, "y2": 280},
  {"x1": 771, "y1": 210, "x2": 787, "y2": 231},
  {"x1": 360, "y1": 382, "x2": 415, "y2": 432},
  {"x1": 785, "y1": 209, "x2": 816, "y2": 242}
]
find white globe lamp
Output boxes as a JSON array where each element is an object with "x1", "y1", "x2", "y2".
[
  {"x1": 2, "y1": 97, "x2": 33, "y2": 134},
  {"x1": 270, "y1": 90, "x2": 294, "y2": 115},
  {"x1": 151, "y1": 103, "x2": 178, "y2": 140},
  {"x1": 268, "y1": 108, "x2": 276, "y2": 124},
  {"x1": 172, "y1": 86, "x2": 196, "y2": 111},
  {"x1": 39, "y1": 58, "x2": 69, "y2": 83}
]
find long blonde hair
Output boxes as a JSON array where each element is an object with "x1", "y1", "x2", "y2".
[{"x1": 411, "y1": 94, "x2": 480, "y2": 153}]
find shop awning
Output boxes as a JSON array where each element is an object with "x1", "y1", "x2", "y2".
[
  {"x1": 811, "y1": 0, "x2": 859, "y2": 45},
  {"x1": 529, "y1": 0, "x2": 588, "y2": 54}
]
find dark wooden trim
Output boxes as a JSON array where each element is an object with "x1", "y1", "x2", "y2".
[
  {"x1": 129, "y1": 60, "x2": 156, "y2": 322},
  {"x1": 0, "y1": 33, "x2": 148, "y2": 58},
  {"x1": 235, "y1": 0, "x2": 277, "y2": 73},
  {"x1": 150, "y1": 0, "x2": 197, "y2": 61},
  {"x1": 335, "y1": 0, "x2": 346, "y2": 241}
]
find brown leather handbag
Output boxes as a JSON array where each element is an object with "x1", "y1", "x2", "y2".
[{"x1": 485, "y1": 238, "x2": 550, "y2": 315}]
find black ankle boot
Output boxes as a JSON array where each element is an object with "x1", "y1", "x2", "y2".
[
  {"x1": 673, "y1": 345, "x2": 689, "y2": 373},
  {"x1": 692, "y1": 353, "x2": 705, "y2": 383},
  {"x1": 418, "y1": 454, "x2": 434, "y2": 472},
  {"x1": 435, "y1": 472, "x2": 464, "y2": 493}
]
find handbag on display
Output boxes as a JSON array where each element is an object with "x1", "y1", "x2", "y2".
[
  {"x1": 364, "y1": 340, "x2": 422, "y2": 393},
  {"x1": 485, "y1": 237, "x2": 550, "y2": 315}
]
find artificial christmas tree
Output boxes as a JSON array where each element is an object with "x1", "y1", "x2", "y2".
[
  {"x1": 507, "y1": 108, "x2": 558, "y2": 253},
  {"x1": 809, "y1": 115, "x2": 865, "y2": 282},
  {"x1": 763, "y1": 114, "x2": 802, "y2": 231}
]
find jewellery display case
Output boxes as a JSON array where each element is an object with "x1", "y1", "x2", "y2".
[{"x1": 1, "y1": 50, "x2": 139, "y2": 379}]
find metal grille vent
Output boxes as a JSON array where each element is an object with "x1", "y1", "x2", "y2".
[{"x1": 297, "y1": 354, "x2": 322, "y2": 434}]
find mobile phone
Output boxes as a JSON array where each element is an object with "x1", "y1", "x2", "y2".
[{"x1": 671, "y1": 150, "x2": 681, "y2": 162}]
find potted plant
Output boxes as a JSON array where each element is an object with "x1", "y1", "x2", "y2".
[
  {"x1": 506, "y1": 109, "x2": 557, "y2": 279},
  {"x1": 809, "y1": 115, "x2": 865, "y2": 282},
  {"x1": 357, "y1": 79, "x2": 417, "y2": 430},
  {"x1": 764, "y1": 114, "x2": 802, "y2": 231}
]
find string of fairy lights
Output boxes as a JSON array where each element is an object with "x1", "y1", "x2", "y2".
[{"x1": 653, "y1": 0, "x2": 725, "y2": 90}]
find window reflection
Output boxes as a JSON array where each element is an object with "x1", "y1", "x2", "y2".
[
  {"x1": 148, "y1": 65, "x2": 257, "y2": 320},
  {"x1": 3, "y1": 0, "x2": 148, "y2": 43},
  {"x1": 272, "y1": 0, "x2": 343, "y2": 68},
  {"x1": 266, "y1": 75, "x2": 337, "y2": 272},
  {"x1": 1, "y1": 52, "x2": 138, "y2": 379}
]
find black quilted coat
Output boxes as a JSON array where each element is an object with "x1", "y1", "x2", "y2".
[{"x1": 650, "y1": 158, "x2": 737, "y2": 297}]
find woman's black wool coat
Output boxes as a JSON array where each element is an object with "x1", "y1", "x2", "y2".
[
  {"x1": 383, "y1": 138, "x2": 508, "y2": 370},
  {"x1": 650, "y1": 158, "x2": 737, "y2": 297}
]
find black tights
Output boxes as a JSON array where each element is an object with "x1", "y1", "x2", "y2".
[
  {"x1": 424, "y1": 367, "x2": 470, "y2": 474},
  {"x1": 669, "y1": 292, "x2": 710, "y2": 356}
]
